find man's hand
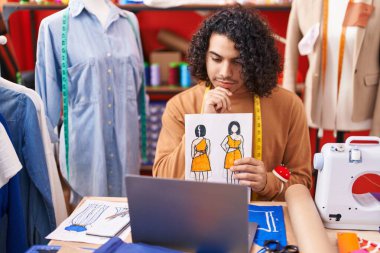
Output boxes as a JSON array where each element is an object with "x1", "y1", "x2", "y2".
[
  {"x1": 230, "y1": 157, "x2": 267, "y2": 192},
  {"x1": 203, "y1": 87, "x2": 232, "y2": 113}
]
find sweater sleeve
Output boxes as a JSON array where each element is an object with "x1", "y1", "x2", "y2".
[
  {"x1": 258, "y1": 96, "x2": 312, "y2": 201},
  {"x1": 153, "y1": 98, "x2": 186, "y2": 178}
]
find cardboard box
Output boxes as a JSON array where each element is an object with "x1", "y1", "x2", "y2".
[{"x1": 150, "y1": 51, "x2": 182, "y2": 84}]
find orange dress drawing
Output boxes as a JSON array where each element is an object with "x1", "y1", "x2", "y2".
[
  {"x1": 191, "y1": 139, "x2": 211, "y2": 172},
  {"x1": 224, "y1": 135, "x2": 242, "y2": 169}
]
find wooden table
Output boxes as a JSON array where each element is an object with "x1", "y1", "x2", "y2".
[{"x1": 50, "y1": 197, "x2": 379, "y2": 253}]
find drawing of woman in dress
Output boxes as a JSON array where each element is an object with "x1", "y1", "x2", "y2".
[
  {"x1": 191, "y1": 124, "x2": 211, "y2": 181},
  {"x1": 221, "y1": 121, "x2": 244, "y2": 184}
]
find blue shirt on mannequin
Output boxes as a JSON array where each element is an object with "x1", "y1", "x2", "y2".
[{"x1": 35, "y1": 0, "x2": 144, "y2": 198}]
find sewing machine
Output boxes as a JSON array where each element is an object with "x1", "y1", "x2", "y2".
[{"x1": 313, "y1": 136, "x2": 380, "y2": 231}]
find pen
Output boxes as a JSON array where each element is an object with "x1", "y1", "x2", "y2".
[{"x1": 105, "y1": 210, "x2": 129, "y2": 220}]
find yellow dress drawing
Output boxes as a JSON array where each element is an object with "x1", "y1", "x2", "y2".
[
  {"x1": 224, "y1": 135, "x2": 242, "y2": 169},
  {"x1": 191, "y1": 139, "x2": 211, "y2": 172}
]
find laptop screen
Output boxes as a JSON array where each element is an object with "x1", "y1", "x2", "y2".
[{"x1": 126, "y1": 175, "x2": 254, "y2": 253}]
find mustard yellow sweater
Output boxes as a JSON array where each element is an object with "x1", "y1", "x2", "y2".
[{"x1": 153, "y1": 83, "x2": 312, "y2": 201}]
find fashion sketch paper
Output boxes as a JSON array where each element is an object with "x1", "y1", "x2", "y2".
[
  {"x1": 46, "y1": 199, "x2": 130, "y2": 244},
  {"x1": 185, "y1": 113, "x2": 252, "y2": 184}
]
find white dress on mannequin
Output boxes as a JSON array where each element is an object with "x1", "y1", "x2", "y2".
[{"x1": 317, "y1": 0, "x2": 372, "y2": 131}]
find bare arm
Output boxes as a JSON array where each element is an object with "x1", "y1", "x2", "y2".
[
  {"x1": 206, "y1": 139, "x2": 211, "y2": 156},
  {"x1": 220, "y1": 136, "x2": 229, "y2": 152},
  {"x1": 239, "y1": 135, "x2": 244, "y2": 157}
]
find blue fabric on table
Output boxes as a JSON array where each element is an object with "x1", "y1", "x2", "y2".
[{"x1": 248, "y1": 205, "x2": 287, "y2": 247}]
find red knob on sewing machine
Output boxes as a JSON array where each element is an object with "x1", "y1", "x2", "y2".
[{"x1": 273, "y1": 164, "x2": 290, "y2": 183}]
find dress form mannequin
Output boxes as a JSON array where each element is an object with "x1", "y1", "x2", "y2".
[
  {"x1": 82, "y1": 0, "x2": 110, "y2": 28},
  {"x1": 283, "y1": 0, "x2": 380, "y2": 136},
  {"x1": 36, "y1": 0, "x2": 145, "y2": 200}
]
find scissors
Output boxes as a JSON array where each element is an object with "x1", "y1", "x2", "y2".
[{"x1": 257, "y1": 240, "x2": 299, "y2": 253}]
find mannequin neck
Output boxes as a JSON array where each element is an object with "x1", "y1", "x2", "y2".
[{"x1": 82, "y1": 0, "x2": 110, "y2": 28}]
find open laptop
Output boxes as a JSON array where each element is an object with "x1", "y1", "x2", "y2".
[{"x1": 125, "y1": 175, "x2": 257, "y2": 253}]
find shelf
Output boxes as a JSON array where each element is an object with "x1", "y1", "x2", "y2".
[
  {"x1": 146, "y1": 85, "x2": 187, "y2": 100},
  {"x1": 146, "y1": 86, "x2": 186, "y2": 93},
  {"x1": 140, "y1": 164, "x2": 152, "y2": 176},
  {"x1": 2, "y1": 2, "x2": 291, "y2": 31}
]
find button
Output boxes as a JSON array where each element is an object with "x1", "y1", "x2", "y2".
[
  {"x1": 108, "y1": 104, "x2": 112, "y2": 108},
  {"x1": 109, "y1": 185, "x2": 112, "y2": 189},
  {"x1": 110, "y1": 153, "x2": 114, "y2": 157},
  {"x1": 107, "y1": 53, "x2": 111, "y2": 57},
  {"x1": 108, "y1": 86, "x2": 112, "y2": 91},
  {"x1": 107, "y1": 69, "x2": 112, "y2": 74},
  {"x1": 108, "y1": 121, "x2": 112, "y2": 125}
]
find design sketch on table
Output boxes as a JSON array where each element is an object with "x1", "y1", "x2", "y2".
[
  {"x1": 221, "y1": 121, "x2": 244, "y2": 184},
  {"x1": 106, "y1": 207, "x2": 129, "y2": 220},
  {"x1": 65, "y1": 204, "x2": 108, "y2": 232},
  {"x1": 191, "y1": 124, "x2": 212, "y2": 182},
  {"x1": 249, "y1": 210, "x2": 279, "y2": 233}
]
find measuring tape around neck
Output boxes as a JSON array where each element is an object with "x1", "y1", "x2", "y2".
[
  {"x1": 202, "y1": 85, "x2": 263, "y2": 160},
  {"x1": 62, "y1": 8, "x2": 70, "y2": 180}
]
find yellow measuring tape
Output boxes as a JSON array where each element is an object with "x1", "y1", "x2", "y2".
[
  {"x1": 202, "y1": 85, "x2": 263, "y2": 199},
  {"x1": 202, "y1": 85, "x2": 262, "y2": 160},
  {"x1": 253, "y1": 94, "x2": 262, "y2": 161}
]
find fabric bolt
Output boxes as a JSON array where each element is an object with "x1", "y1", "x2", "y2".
[
  {"x1": 153, "y1": 83, "x2": 312, "y2": 201},
  {"x1": 0, "y1": 77, "x2": 67, "y2": 225},
  {"x1": 0, "y1": 86, "x2": 55, "y2": 245},
  {"x1": 0, "y1": 120, "x2": 22, "y2": 188},
  {"x1": 35, "y1": 0, "x2": 144, "y2": 197}
]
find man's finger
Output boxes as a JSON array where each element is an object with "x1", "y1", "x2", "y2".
[{"x1": 234, "y1": 157, "x2": 263, "y2": 166}]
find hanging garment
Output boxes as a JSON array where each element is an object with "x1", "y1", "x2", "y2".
[
  {"x1": 0, "y1": 86, "x2": 55, "y2": 245},
  {"x1": 283, "y1": 0, "x2": 380, "y2": 135},
  {"x1": 0, "y1": 115, "x2": 22, "y2": 188},
  {"x1": 0, "y1": 77, "x2": 67, "y2": 225},
  {"x1": 0, "y1": 118, "x2": 28, "y2": 253},
  {"x1": 35, "y1": 0, "x2": 144, "y2": 198}
]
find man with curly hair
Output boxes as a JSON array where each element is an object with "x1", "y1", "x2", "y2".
[{"x1": 153, "y1": 6, "x2": 312, "y2": 201}]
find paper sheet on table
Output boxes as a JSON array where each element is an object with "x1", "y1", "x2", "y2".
[{"x1": 47, "y1": 200, "x2": 130, "y2": 244}]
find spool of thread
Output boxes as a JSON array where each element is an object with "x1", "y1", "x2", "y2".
[
  {"x1": 144, "y1": 62, "x2": 150, "y2": 86},
  {"x1": 150, "y1": 64, "x2": 160, "y2": 87},
  {"x1": 337, "y1": 233, "x2": 360, "y2": 253},
  {"x1": 168, "y1": 62, "x2": 179, "y2": 86},
  {"x1": 179, "y1": 63, "x2": 191, "y2": 88}
]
